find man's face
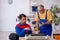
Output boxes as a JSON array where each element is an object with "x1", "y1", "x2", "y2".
[
  {"x1": 37, "y1": 6, "x2": 44, "y2": 12},
  {"x1": 21, "y1": 17, "x2": 26, "y2": 24}
]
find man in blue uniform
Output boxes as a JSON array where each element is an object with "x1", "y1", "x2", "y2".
[{"x1": 15, "y1": 14, "x2": 32, "y2": 37}]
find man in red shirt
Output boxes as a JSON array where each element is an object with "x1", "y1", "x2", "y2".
[{"x1": 15, "y1": 14, "x2": 32, "y2": 37}]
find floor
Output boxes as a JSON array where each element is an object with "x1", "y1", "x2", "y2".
[
  {"x1": 0, "y1": 31, "x2": 11, "y2": 40},
  {"x1": 0, "y1": 31, "x2": 26, "y2": 40}
]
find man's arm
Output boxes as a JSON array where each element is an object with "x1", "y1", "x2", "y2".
[
  {"x1": 43, "y1": 21, "x2": 52, "y2": 24},
  {"x1": 34, "y1": 13, "x2": 39, "y2": 27},
  {"x1": 15, "y1": 26, "x2": 25, "y2": 37},
  {"x1": 42, "y1": 10, "x2": 52, "y2": 25}
]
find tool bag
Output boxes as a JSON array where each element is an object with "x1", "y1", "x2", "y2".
[{"x1": 9, "y1": 33, "x2": 19, "y2": 40}]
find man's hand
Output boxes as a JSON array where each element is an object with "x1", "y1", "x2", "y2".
[
  {"x1": 42, "y1": 22, "x2": 45, "y2": 25},
  {"x1": 32, "y1": 30, "x2": 38, "y2": 34},
  {"x1": 39, "y1": 22, "x2": 45, "y2": 27},
  {"x1": 24, "y1": 27, "x2": 30, "y2": 30}
]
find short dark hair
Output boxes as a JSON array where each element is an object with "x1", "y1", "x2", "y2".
[
  {"x1": 18, "y1": 14, "x2": 26, "y2": 19},
  {"x1": 39, "y1": 4, "x2": 44, "y2": 8}
]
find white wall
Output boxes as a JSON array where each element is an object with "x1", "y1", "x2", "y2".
[
  {"x1": 0, "y1": 0, "x2": 30, "y2": 31},
  {"x1": 0, "y1": 0, "x2": 1, "y2": 30},
  {"x1": 43, "y1": 0, "x2": 60, "y2": 9}
]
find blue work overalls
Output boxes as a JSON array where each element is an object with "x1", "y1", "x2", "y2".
[{"x1": 38, "y1": 10, "x2": 52, "y2": 36}]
